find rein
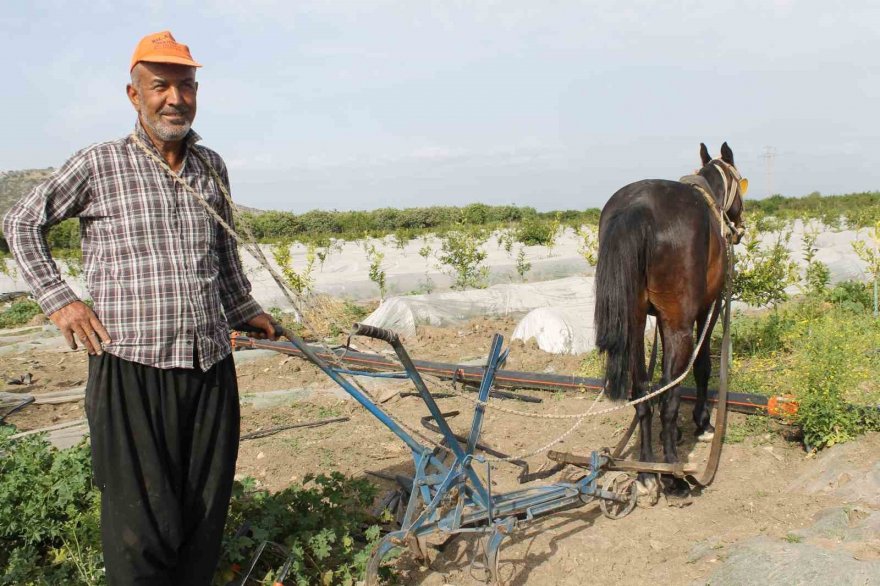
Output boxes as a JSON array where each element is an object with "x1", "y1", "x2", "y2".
[
  {"x1": 711, "y1": 159, "x2": 743, "y2": 213},
  {"x1": 680, "y1": 158, "x2": 745, "y2": 244}
]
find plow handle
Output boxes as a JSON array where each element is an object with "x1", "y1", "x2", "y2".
[
  {"x1": 233, "y1": 321, "x2": 285, "y2": 339},
  {"x1": 350, "y1": 323, "x2": 399, "y2": 344}
]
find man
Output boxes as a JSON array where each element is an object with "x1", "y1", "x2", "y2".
[{"x1": 3, "y1": 31, "x2": 276, "y2": 585}]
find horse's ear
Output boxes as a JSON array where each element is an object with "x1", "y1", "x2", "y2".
[
  {"x1": 720, "y1": 142, "x2": 735, "y2": 165},
  {"x1": 700, "y1": 143, "x2": 711, "y2": 166}
]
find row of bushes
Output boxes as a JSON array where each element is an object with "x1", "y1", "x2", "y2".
[
  {"x1": 2, "y1": 191, "x2": 878, "y2": 256},
  {"x1": 0, "y1": 204, "x2": 597, "y2": 256},
  {"x1": 749, "y1": 191, "x2": 880, "y2": 229},
  {"x1": 239, "y1": 204, "x2": 599, "y2": 244}
]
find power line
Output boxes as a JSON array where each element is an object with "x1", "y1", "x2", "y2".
[{"x1": 760, "y1": 146, "x2": 777, "y2": 197}]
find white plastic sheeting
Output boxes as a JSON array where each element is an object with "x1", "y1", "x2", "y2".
[
  {"x1": 512, "y1": 306, "x2": 596, "y2": 355},
  {"x1": 361, "y1": 276, "x2": 594, "y2": 338},
  {"x1": 513, "y1": 307, "x2": 657, "y2": 355},
  {"x1": 362, "y1": 275, "x2": 661, "y2": 355}
]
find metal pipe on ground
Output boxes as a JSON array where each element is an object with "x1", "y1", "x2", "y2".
[{"x1": 230, "y1": 335, "x2": 779, "y2": 416}]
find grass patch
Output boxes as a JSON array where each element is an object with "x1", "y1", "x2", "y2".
[
  {"x1": 0, "y1": 298, "x2": 42, "y2": 330},
  {"x1": 725, "y1": 415, "x2": 772, "y2": 444},
  {"x1": 269, "y1": 296, "x2": 373, "y2": 343}
]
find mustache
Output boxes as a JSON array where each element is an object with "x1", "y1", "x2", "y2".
[{"x1": 159, "y1": 106, "x2": 190, "y2": 116}]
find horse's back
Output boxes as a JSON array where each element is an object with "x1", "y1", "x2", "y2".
[
  {"x1": 599, "y1": 177, "x2": 718, "y2": 316},
  {"x1": 601, "y1": 179, "x2": 708, "y2": 229}
]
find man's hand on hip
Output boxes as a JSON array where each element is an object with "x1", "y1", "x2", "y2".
[
  {"x1": 245, "y1": 312, "x2": 281, "y2": 340},
  {"x1": 49, "y1": 301, "x2": 112, "y2": 355}
]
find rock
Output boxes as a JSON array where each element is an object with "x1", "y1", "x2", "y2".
[
  {"x1": 377, "y1": 387, "x2": 400, "y2": 404},
  {"x1": 702, "y1": 505, "x2": 880, "y2": 585},
  {"x1": 701, "y1": 535, "x2": 880, "y2": 585},
  {"x1": 788, "y1": 441, "x2": 880, "y2": 507},
  {"x1": 688, "y1": 536, "x2": 723, "y2": 563},
  {"x1": 843, "y1": 510, "x2": 880, "y2": 544},
  {"x1": 794, "y1": 507, "x2": 853, "y2": 541}
]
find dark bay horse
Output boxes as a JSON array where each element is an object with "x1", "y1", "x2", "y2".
[{"x1": 594, "y1": 142, "x2": 745, "y2": 496}]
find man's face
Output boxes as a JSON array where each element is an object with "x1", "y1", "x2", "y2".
[{"x1": 127, "y1": 62, "x2": 198, "y2": 143}]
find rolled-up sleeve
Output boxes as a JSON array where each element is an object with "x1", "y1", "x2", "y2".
[
  {"x1": 2, "y1": 155, "x2": 92, "y2": 316},
  {"x1": 212, "y1": 162, "x2": 263, "y2": 327}
]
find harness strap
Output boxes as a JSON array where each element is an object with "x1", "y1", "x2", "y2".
[
  {"x1": 679, "y1": 174, "x2": 729, "y2": 242},
  {"x1": 712, "y1": 159, "x2": 742, "y2": 213}
]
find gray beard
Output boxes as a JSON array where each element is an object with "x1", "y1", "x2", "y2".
[{"x1": 142, "y1": 112, "x2": 191, "y2": 142}]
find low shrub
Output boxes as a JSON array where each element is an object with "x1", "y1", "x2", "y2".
[
  {"x1": 725, "y1": 297, "x2": 880, "y2": 450},
  {"x1": 216, "y1": 473, "x2": 388, "y2": 586},
  {"x1": 438, "y1": 230, "x2": 489, "y2": 290},
  {"x1": 0, "y1": 429, "x2": 392, "y2": 586},
  {"x1": 825, "y1": 280, "x2": 872, "y2": 312},
  {"x1": 0, "y1": 298, "x2": 42, "y2": 329},
  {"x1": 514, "y1": 218, "x2": 557, "y2": 246},
  {"x1": 0, "y1": 428, "x2": 103, "y2": 585}
]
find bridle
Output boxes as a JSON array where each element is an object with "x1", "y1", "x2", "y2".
[{"x1": 709, "y1": 159, "x2": 747, "y2": 243}]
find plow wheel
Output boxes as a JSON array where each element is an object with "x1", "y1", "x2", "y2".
[
  {"x1": 599, "y1": 472, "x2": 638, "y2": 520},
  {"x1": 576, "y1": 474, "x2": 596, "y2": 505}
]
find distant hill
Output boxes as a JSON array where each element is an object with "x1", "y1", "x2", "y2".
[{"x1": 0, "y1": 168, "x2": 54, "y2": 219}]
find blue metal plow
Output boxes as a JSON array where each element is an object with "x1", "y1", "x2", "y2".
[{"x1": 252, "y1": 322, "x2": 639, "y2": 585}]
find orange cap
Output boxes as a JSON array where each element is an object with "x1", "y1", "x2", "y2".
[{"x1": 130, "y1": 31, "x2": 202, "y2": 71}]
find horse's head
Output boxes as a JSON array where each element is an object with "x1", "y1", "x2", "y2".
[{"x1": 698, "y1": 142, "x2": 747, "y2": 244}]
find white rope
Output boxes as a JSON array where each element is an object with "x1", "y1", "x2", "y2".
[
  {"x1": 440, "y1": 300, "x2": 716, "y2": 421},
  {"x1": 131, "y1": 134, "x2": 460, "y2": 454},
  {"x1": 482, "y1": 389, "x2": 605, "y2": 463},
  {"x1": 131, "y1": 133, "x2": 719, "y2": 462},
  {"x1": 130, "y1": 133, "x2": 305, "y2": 316}
]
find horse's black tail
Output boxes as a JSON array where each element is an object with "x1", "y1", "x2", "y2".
[{"x1": 594, "y1": 208, "x2": 653, "y2": 401}]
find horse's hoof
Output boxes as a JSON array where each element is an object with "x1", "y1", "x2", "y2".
[
  {"x1": 636, "y1": 474, "x2": 660, "y2": 506},
  {"x1": 695, "y1": 422, "x2": 715, "y2": 442},
  {"x1": 662, "y1": 477, "x2": 691, "y2": 499}
]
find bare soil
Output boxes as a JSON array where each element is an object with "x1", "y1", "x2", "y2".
[{"x1": 0, "y1": 318, "x2": 856, "y2": 585}]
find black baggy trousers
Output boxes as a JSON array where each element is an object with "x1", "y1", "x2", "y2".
[{"x1": 85, "y1": 351, "x2": 240, "y2": 586}]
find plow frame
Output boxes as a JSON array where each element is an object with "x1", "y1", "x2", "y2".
[{"x1": 262, "y1": 322, "x2": 632, "y2": 584}]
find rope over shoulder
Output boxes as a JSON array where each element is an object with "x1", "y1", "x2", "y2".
[
  {"x1": 679, "y1": 174, "x2": 741, "y2": 243},
  {"x1": 129, "y1": 133, "x2": 461, "y2": 455}
]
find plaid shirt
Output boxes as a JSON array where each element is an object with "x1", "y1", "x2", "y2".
[{"x1": 2, "y1": 122, "x2": 263, "y2": 370}]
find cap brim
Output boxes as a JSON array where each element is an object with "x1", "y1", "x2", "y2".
[{"x1": 132, "y1": 55, "x2": 202, "y2": 70}]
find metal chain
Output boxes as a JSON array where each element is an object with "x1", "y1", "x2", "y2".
[{"x1": 482, "y1": 389, "x2": 606, "y2": 463}]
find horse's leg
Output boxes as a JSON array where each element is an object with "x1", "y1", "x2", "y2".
[
  {"x1": 632, "y1": 310, "x2": 657, "y2": 497},
  {"x1": 658, "y1": 322, "x2": 693, "y2": 497},
  {"x1": 693, "y1": 301, "x2": 721, "y2": 441}
]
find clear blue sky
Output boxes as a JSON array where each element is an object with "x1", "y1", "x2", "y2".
[{"x1": 3, "y1": 1, "x2": 879, "y2": 212}]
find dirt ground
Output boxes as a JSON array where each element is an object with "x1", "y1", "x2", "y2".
[{"x1": 0, "y1": 317, "x2": 857, "y2": 585}]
